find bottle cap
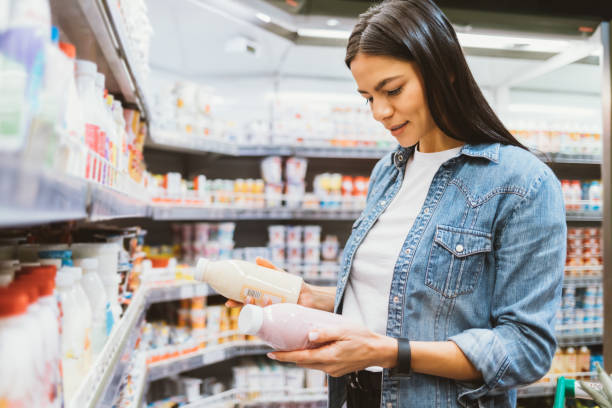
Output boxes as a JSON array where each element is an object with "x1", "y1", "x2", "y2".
[
  {"x1": 194, "y1": 258, "x2": 210, "y2": 282},
  {"x1": 50, "y1": 25, "x2": 60, "y2": 44},
  {"x1": 75, "y1": 59, "x2": 97, "y2": 76},
  {"x1": 0, "y1": 274, "x2": 12, "y2": 286},
  {"x1": 238, "y1": 304, "x2": 264, "y2": 335},
  {"x1": 59, "y1": 42, "x2": 76, "y2": 59},
  {"x1": 9, "y1": 282, "x2": 39, "y2": 304},
  {"x1": 55, "y1": 272, "x2": 73, "y2": 288},
  {"x1": 0, "y1": 290, "x2": 28, "y2": 317},
  {"x1": 61, "y1": 266, "x2": 83, "y2": 281},
  {"x1": 74, "y1": 258, "x2": 99, "y2": 271}
]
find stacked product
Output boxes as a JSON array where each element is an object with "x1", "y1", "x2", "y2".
[
  {"x1": 507, "y1": 119, "x2": 602, "y2": 157},
  {"x1": 267, "y1": 225, "x2": 340, "y2": 281},
  {"x1": 115, "y1": 0, "x2": 153, "y2": 82},
  {"x1": 142, "y1": 300, "x2": 253, "y2": 365},
  {"x1": 561, "y1": 179, "x2": 602, "y2": 215},
  {"x1": 539, "y1": 346, "x2": 603, "y2": 382},
  {"x1": 172, "y1": 223, "x2": 236, "y2": 264},
  {"x1": 565, "y1": 227, "x2": 602, "y2": 272},
  {"x1": 0, "y1": 3, "x2": 149, "y2": 195},
  {"x1": 146, "y1": 357, "x2": 326, "y2": 407},
  {"x1": 309, "y1": 173, "x2": 369, "y2": 210},
  {"x1": 557, "y1": 285, "x2": 603, "y2": 336},
  {"x1": 151, "y1": 173, "x2": 266, "y2": 209},
  {"x1": 261, "y1": 156, "x2": 285, "y2": 208},
  {"x1": 271, "y1": 98, "x2": 395, "y2": 149},
  {"x1": 284, "y1": 157, "x2": 308, "y2": 209}
]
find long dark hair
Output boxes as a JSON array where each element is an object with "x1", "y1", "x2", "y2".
[{"x1": 345, "y1": 0, "x2": 526, "y2": 149}]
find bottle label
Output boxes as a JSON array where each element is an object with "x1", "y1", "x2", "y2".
[{"x1": 240, "y1": 286, "x2": 285, "y2": 306}]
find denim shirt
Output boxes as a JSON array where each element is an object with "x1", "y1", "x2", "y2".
[{"x1": 329, "y1": 143, "x2": 566, "y2": 408}]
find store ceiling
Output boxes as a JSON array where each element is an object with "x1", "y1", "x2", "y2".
[{"x1": 146, "y1": 0, "x2": 602, "y2": 95}]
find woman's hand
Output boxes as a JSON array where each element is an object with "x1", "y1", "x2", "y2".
[
  {"x1": 267, "y1": 325, "x2": 398, "y2": 377},
  {"x1": 225, "y1": 257, "x2": 319, "y2": 309}
]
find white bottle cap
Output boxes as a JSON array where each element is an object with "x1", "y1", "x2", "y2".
[
  {"x1": 74, "y1": 258, "x2": 99, "y2": 271},
  {"x1": 194, "y1": 258, "x2": 210, "y2": 282},
  {"x1": 56, "y1": 272, "x2": 73, "y2": 288},
  {"x1": 75, "y1": 59, "x2": 97, "y2": 75},
  {"x1": 62, "y1": 266, "x2": 83, "y2": 281},
  {"x1": 238, "y1": 304, "x2": 264, "y2": 335}
]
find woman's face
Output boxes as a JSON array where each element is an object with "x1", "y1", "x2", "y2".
[{"x1": 350, "y1": 53, "x2": 446, "y2": 150}]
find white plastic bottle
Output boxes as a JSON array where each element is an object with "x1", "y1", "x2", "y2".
[
  {"x1": 62, "y1": 266, "x2": 93, "y2": 376},
  {"x1": 0, "y1": 290, "x2": 35, "y2": 407},
  {"x1": 5, "y1": 282, "x2": 46, "y2": 407},
  {"x1": 75, "y1": 60, "x2": 100, "y2": 181},
  {"x1": 195, "y1": 258, "x2": 303, "y2": 306},
  {"x1": 74, "y1": 258, "x2": 108, "y2": 355},
  {"x1": 239, "y1": 303, "x2": 345, "y2": 351},
  {"x1": 94, "y1": 73, "x2": 108, "y2": 183},
  {"x1": 55, "y1": 271, "x2": 81, "y2": 401},
  {"x1": 588, "y1": 181, "x2": 602, "y2": 212}
]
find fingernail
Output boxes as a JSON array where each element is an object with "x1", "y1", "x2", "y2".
[
  {"x1": 267, "y1": 353, "x2": 276, "y2": 360},
  {"x1": 308, "y1": 331, "x2": 319, "y2": 341}
]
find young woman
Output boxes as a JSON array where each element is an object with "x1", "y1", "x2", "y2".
[{"x1": 231, "y1": 0, "x2": 566, "y2": 406}]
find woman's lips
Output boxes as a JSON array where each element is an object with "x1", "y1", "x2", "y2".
[{"x1": 390, "y1": 121, "x2": 409, "y2": 137}]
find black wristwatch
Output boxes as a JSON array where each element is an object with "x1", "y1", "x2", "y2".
[{"x1": 389, "y1": 338, "x2": 412, "y2": 378}]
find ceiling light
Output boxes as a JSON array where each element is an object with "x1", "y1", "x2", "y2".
[
  {"x1": 255, "y1": 12, "x2": 271, "y2": 23},
  {"x1": 297, "y1": 28, "x2": 351, "y2": 39},
  {"x1": 326, "y1": 19, "x2": 339, "y2": 27},
  {"x1": 457, "y1": 32, "x2": 569, "y2": 53}
]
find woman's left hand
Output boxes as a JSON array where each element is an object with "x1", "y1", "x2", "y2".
[{"x1": 267, "y1": 325, "x2": 398, "y2": 377}]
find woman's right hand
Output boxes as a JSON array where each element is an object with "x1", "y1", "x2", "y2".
[{"x1": 224, "y1": 256, "x2": 317, "y2": 309}]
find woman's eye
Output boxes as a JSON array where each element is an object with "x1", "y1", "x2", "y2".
[
  {"x1": 387, "y1": 87, "x2": 403, "y2": 96},
  {"x1": 365, "y1": 97, "x2": 373, "y2": 105}
]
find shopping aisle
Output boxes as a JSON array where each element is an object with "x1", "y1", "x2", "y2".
[{"x1": 0, "y1": 0, "x2": 611, "y2": 407}]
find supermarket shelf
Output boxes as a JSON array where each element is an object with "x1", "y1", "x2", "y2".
[
  {"x1": 151, "y1": 205, "x2": 362, "y2": 221},
  {"x1": 148, "y1": 130, "x2": 391, "y2": 159},
  {"x1": 536, "y1": 153, "x2": 602, "y2": 165},
  {"x1": 87, "y1": 183, "x2": 150, "y2": 221},
  {"x1": 69, "y1": 289, "x2": 147, "y2": 408},
  {"x1": 50, "y1": 0, "x2": 150, "y2": 120},
  {"x1": 563, "y1": 273, "x2": 602, "y2": 288},
  {"x1": 147, "y1": 341, "x2": 273, "y2": 382},
  {"x1": 146, "y1": 281, "x2": 211, "y2": 304},
  {"x1": 565, "y1": 213, "x2": 603, "y2": 222},
  {"x1": 183, "y1": 387, "x2": 328, "y2": 408},
  {"x1": 556, "y1": 333, "x2": 602, "y2": 347},
  {"x1": 0, "y1": 160, "x2": 89, "y2": 227}
]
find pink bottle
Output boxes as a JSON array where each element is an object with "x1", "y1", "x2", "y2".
[{"x1": 238, "y1": 303, "x2": 346, "y2": 351}]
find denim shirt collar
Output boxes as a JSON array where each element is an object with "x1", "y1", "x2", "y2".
[{"x1": 390, "y1": 142, "x2": 501, "y2": 170}]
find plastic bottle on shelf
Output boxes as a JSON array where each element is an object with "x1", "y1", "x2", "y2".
[
  {"x1": 588, "y1": 181, "x2": 601, "y2": 212},
  {"x1": 238, "y1": 303, "x2": 345, "y2": 350},
  {"x1": 195, "y1": 258, "x2": 303, "y2": 306},
  {"x1": 59, "y1": 41, "x2": 86, "y2": 178},
  {"x1": 0, "y1": 0, "x2": 50, "y2": 152},
  {"x1": 75, "y1": 60, "x2": 100, "y2": 180},
  {"x1": 3, "y1": 282, "x2": 46, "y2": 407},
  {"x1": 0, "y1": 290, "x2": 35, "y2": 407},
  {"x1": 55, "y1": 270, "x2": 85, "y2": 401},
  {"x1": 570, "y1": 180, "x2": 582, "y2": 212},
  {"x1": 94, "y1": 73, "x2": 108, "y2": 183},
  {"x1": 61, "y1": 266, "x2": 93, "y2": 376},
  {"x1": 577, "y1": 346, "x2": 591, "y2": 378},
  {"x1": 73, "y1": 258, "x2": 108, "y2": 355},
  {"x1": 16, "y1": 272, "x2": 61, "y2": 407}
]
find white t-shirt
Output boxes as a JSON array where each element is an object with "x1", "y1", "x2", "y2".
[{"x1": 342, "y1": 146, "x2": 462, "y2": 336}]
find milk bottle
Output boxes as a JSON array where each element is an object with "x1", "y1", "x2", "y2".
[
  {"x1": 238, "y1": 303, "x2": 346, "y2": 351},
  {"x1": 74, "y1": 258, "x2": 108, "y2": 355},
  {"x1": 195, "y1": 258, "x2": 303, "y2": 306}
]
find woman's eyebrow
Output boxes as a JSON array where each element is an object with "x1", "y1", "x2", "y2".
[{"x1": 358, "y1": 75, "x2": 403, "y2": 94}]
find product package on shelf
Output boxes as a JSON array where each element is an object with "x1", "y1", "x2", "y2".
[
  {"x1": 565, "y1": 227, "x2": 602, "y2": 274},
  {"x1": 561, "y1": 180, "x2": 602, "y2": 217},
  {"x1": 538, "y1": 346, "x2": 602, "y2": 383},
  {"x1": 0, "y1": 3, "x2": 150, "y2": 200},
  {"x1": 170, "y1": 222, "x2": 236, "y2": 264}
]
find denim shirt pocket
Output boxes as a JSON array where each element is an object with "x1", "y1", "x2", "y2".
[{"x1": 425, "y1": 225, "x2": 492, "y2": 298}]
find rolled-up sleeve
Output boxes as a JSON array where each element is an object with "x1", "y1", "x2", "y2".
[{"x1": 448, "y1": 169, "x2": 566, "y2": 402}]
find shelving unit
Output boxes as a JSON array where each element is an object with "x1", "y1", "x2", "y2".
[
  {"x1": 147, "y1": 341, "x2": 273, "y2": 382},
  {"x1": 50, "y1": 0, "x2": 151, "y2": 119}
]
